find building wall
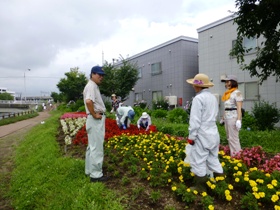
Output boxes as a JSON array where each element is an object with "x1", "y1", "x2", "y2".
[
  {"x1": 197, "y1": 16, "x2": 280, "y2": 119},
  {"x1": 124, "y1": 36, "x2": 198, "y2": 109}
]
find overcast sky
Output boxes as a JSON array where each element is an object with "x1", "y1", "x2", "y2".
[{"x1": 0, "y1": 0, "x2": 236, "y2": 97}]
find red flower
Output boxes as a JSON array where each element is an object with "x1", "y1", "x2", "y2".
[{"x1": 72, "y1": 118, "x2": 157, "y2": 145}]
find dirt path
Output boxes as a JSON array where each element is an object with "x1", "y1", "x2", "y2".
[{"x1": 0, "y1": 111, "x2": 51, "y2": 210}]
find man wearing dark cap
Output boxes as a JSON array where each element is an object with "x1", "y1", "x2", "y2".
[{"x1": 83, "y1": 65, "x2": 108, "y2": 182}]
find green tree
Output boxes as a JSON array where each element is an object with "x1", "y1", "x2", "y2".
[
  {"x1": 0, "y1": 92, "x2": 14, "y2": 100},
  {"x1": 230, "y1": 0, "x2": 280, "y2": 83},
  {"x1": 50, "y1": 92, "x2": 63, "y2": 103},
  {"x1": 100, "y1": 57, "x2": 139, "y2": 101},
  {"x1": 56, "y1": 67, "x2": 87, "y2": 102}
]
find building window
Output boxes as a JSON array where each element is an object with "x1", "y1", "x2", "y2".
[
  {"x1": 232, "y1": 36, "x2": 257, "y2": 54},
  {"x1": 238, "y1": 81, "x2": 259, "y2": 100},
  {"x1": 152, "y1": 91, "x2": 163, "y2": 101},
  {"x1": 135, "y1": 93, "x2": 143, "y2": 101},
  {"x1": 243, "y1": 37, "x2": 257, "y2": 53},
  {"x1": 138, "y1": 67, "x2": 142, "y2": 78},
  {"x1": 151, "y1": 62, "x2": 162, "y2": 75}
]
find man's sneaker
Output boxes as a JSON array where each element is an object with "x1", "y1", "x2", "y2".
[{"x1": 90, "y1": 176, "x2": 109, "y2": 182}]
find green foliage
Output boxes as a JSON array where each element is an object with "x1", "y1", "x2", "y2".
[
  {"x1": 241, "y1": 111, "x2": 258, "y2": 131},
  {"x1": 56, "y1": 67, "x2": 88, "y2": 102},
  {"x1": 103, "y1": 100, "x2": 112, "y2": 112},
  {"x1": 241, "y1": 192, "x2": 259, "y2": 210},
  {"x1": 100, "y1": 57, "x2": 139, "y2": 101},
  {"x1": 230, "y1": 0, "x2": 280, "y2": 83},
  {"x1": 150, "y1": 190, "x2": 162, "y2": 203},
  {"x1": 67, "y1": 99, "x2": 84, "y2": 112},
  {"x1": 252, "y1": 100, "x2": 280, "y2": 130},
  {"x1": 50, "y1": 92, "x2": 63, "y2": 103},
  {"x1": 152, "y1": 98, "x2": 169, "y2": 110},
  {"x1": 167, "y1": 108, "x2": 188, "y2": 124},
  {"x1": 151, "y1": 109, "x2": 168, "y2": 118},
  {"x1": 0, "y1": 92, "x2": 14, "y2": 100}
]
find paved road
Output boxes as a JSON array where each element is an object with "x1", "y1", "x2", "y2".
[{"x1": 0, "y1": 110, "x2": 50, "y2": 138}]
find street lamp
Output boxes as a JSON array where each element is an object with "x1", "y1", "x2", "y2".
[{"x1": 24, "y1": 69, "x2": 31, "y2": 101}]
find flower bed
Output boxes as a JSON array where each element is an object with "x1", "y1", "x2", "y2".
[{"x1": 59, "y1": 113, "x2": 280, "y2": 209}]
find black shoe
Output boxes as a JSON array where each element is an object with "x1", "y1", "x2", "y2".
[{"x1": 90, "y1": 176, "x2": 109, "y2": 182}]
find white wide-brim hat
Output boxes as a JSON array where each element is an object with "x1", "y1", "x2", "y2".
[
  {"x1": 141, "y1": 112, "x2": 149, "y2": 118},
  {"x1": 186, "y1": 73, "x2": 214, "y2": 87}
]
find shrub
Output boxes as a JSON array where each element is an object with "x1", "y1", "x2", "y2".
[
  {"x1": 152, "y1": 98, "x2": 169, "y2": 110},
  {"x1": 252, "y1": 100, "x2": 280, "y2": 130},
  {"x1": 241, "y1": 112, "x2": 258, "y2": 131},
  {"x1": 167, "y1": 108, "x2": 188, "y2": 124},
  {"x1": 151, "y1": 109, "x2": 168, "y2": 118}
]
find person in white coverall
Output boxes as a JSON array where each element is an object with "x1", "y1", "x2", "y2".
[
  {"x1": 186, "y1": 73, "x2": 224, "y2": 192},
  {"x1": 116, "y1": 106, "x2": 135, "y2": 129},
  {"x1": 137, "y1": 112, "x2": 152, "y2": 131}
]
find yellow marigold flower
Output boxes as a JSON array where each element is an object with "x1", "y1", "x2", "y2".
[
  {"x1": 190, "y1": 172, "x2": 195, "y2": 177},
  {"x1": 211, "y1": 184, "x2": 216, "y2": 190},
  {"x1": 237, "y1": 171, "x2": 243, "y2": 176},
  {"x1": 186, "y1": 188, "x2": 191, "y2": 192},
  {"x1": 226, "y1": 195, "x2": 232, "y2": 201},
  {"x1": 177, "y1": 167, "x2": 182, "y2": 174},
  {"x1": 252, "y1": 187, "x2": 258, "y2": 192},
  {"x1": 179, "y1": 175, "x2": 184, "y2": 182},
  {"x1": 235, "y1": 178, "x2": 240, "y2": 183},
  {"x1": 206, "y1": 181, "x2": 212, "y2": 187},
  {"x1": 225, "y1": 190, "x2": 230, "y2": 195},
  {"x1": 256, "y1": 179, "x2": 264, "y2": 184},
  {"x1": 234, "y1": 166, "x2": 238, "y2": 170},
  {"x1": 249, "y1": 180, "x2": 257, "y2": 187},
  {"x1": 267, "y1": 184, "x2": 274, "y2": 189},
  {"x1": 201, "y1": 192, "x2": 207, "y2": 197},
  {"x1": 274, "y1": 205, "x2": 280, "y2": 210},
  {"x1": 244, "y1": 177, "x2": 249, "y2": 181},
  {"x1": 249, "y1": 167, "x2": 258, "y2": 171},
  {"x1": 237, "y1": 162, "x2": 242, "y2": 167},
  {"x1": 147, "y1": 176, "x2": 150, "y2": 181},
  {"x1": 228, "y1": 184, "x2": 234, "y2": 190},
  {"x1": 193, "y1": 190, "x2": 198, "y2": 195},
  {"x1": 143, "y1": 158, "x2": 147, "y2": 161},
  {"x1": 168, "y1": 179, "x2": 172, "y2": 183},
  {"x1": 172, "y1": 186, "x2": 177, "y2": 191},
  {"x1": 259, "y1": 192, "x2": 265, "y2": 198},
  {"x1": 221, "y1": 162, "x2": 225, "y2": 167},
  {"x1": 142, "y1": 168, "x2": 145, "y2": 170},
  {"x1": 272, "y1": 180, "x2": 278, "y2": 187},
  {"x1": 208, "y1": 204, "x2": 214, "y2": 210},
  {"x1": 271, "y1": 194, "x2": 279, "y2": 203},
  {"x1": 253, "y1": 192, "x2": 260, "y2": 199},
  {"x1": 265, "y1": 173, "x2": 271, "y2": 177}
]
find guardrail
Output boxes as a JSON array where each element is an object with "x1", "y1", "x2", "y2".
[{"x1": 0, "y1": 110, "x2": 35, "y2": 120}]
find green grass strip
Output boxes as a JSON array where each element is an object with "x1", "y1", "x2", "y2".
[{"x1": 9, "y1": 111, "x2": 125, "y2": 210}]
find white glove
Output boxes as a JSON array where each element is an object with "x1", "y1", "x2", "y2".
[{"x1": 236, "y1": 120, "x2": 242, "y2": 130}]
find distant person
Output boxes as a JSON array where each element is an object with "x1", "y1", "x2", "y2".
[
  {"x1": 221, "y1": 75, "x2": 243, "y2": 157},
  {"x1": 137, "y1": 112, "x2": 152, "y2": 131},
  {"x1": 186, "y1": 73, "x2": 224, "y2": 192},
  {"x1": 83, "y1": 65, "x2": 108, "y2": 182},
  {"x1": 116, "y1": 106, "x2": 135, "y2": 130},
  {"x1": 110, "y1": 94, "x2": 121, "y2": 113}
]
